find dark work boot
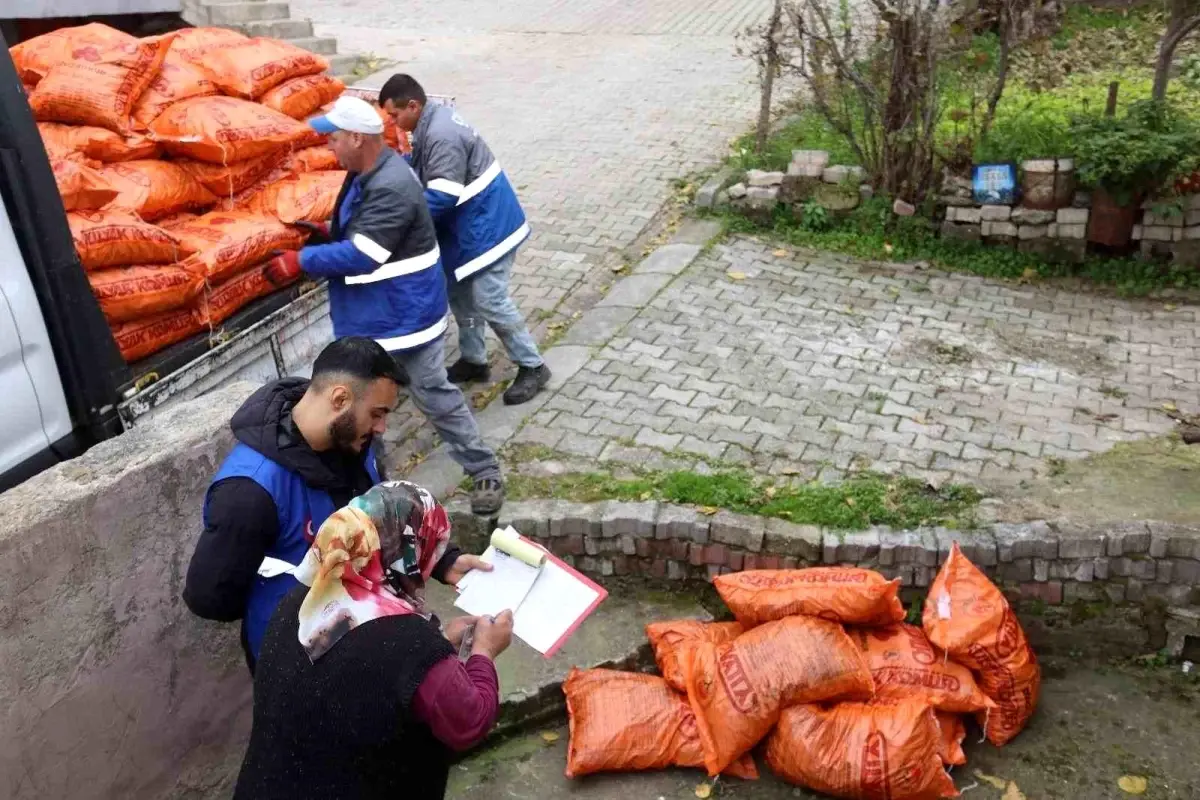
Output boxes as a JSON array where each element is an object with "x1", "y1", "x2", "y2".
[
  {"x1": 471, "y1": 476, "x2": 505, "y2": 516},
  {"x1": 446, "y1": 358, "x2": 491, "y2": 384},
  {"x1": 503, "y1": 364, "x2": 552, "y2": 405}
]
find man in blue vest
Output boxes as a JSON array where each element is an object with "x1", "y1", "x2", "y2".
[
  {"x1": 263, "y1": 95, "x2": 505, "y2": 517},
  {"x1": 379, "y1": 75, "x2": 551, "y2": 407},
  {"x1": 183, "y1": 342, "x2": 492, "y2": 673}
]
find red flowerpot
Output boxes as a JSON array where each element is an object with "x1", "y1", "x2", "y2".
[{"x1": 1088, "y1": 187, "x2": 1140, "y2": 248}]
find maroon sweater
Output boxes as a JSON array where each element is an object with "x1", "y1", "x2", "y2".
[{"x1": 411, "y1": 654, "x2": 500, "y2": 751}]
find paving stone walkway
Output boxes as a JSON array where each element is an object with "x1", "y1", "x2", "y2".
[
  {"x1": 287, "y1": 0, "x2": 768, "y2": 469},
  {"x1": 512, "y1": 236, "x2": 1199, "y2": 488}
]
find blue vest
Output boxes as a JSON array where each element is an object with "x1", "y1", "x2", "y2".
[{"x1": 204, "y1": 442, "x2": 381, "y2": 661}]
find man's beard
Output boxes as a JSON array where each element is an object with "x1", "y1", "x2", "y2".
[{"x1": 329, "y1": 409, "x2": 365, "y2": 454}]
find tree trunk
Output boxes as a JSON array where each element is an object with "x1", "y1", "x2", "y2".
[
  {"x1": 1152, "y1": 0, "x2": 1200, "y2": 103},
  {"x1": 755, "y1": 0, "x2": 785, "y2": 153}
]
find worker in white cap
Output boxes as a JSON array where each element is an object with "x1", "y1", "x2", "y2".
[{"x1": 265, "y1": 96, "x2": 505, "y2": 516}]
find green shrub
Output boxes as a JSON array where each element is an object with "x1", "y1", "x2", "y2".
[{"x1": 1070, "y1": 100, "x2": 1200, "y2": 203}]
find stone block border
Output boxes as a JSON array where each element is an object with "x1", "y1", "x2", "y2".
[{"x1": 448, "y1": 499, "x2": 1200, "y2": 607}]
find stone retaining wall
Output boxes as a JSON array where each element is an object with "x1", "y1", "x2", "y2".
[
  {"x1": 455, "y1": 500, "x2": 1200, "y2": 608},
  {"x1": 0, "y1": 382, "x2": 255, "y2": 800}
]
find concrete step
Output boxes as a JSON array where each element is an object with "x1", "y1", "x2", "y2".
[
  {"x1": 424, "y1": 578, "x2": 716, "y2": 733},
  {"x1": 325, "y1": 52, "x2": 361, "y2": 77},
  {"x1": 288, "y1": 35, "x2": 338, "y2": 56},
  {"x1": 236, "y1": 18, "x2": 313, "y2": 38},
  {"x1": 202, "y1": 0, "x2": 290, "y2": 25}
]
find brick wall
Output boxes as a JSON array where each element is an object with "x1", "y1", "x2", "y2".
[{"x1": 450, "y1": 499, "x2": 1200, "y2": 609}]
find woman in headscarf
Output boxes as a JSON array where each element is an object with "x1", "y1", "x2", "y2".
[{"x1": 233, "y1": 480, "x2": 514, "y2": 799}]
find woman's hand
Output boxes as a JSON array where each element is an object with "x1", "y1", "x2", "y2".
[
  {"x1": 443, "y1": 615, "x2": 479, "y2": 649},
  {"x1": 471, "y1": 610, "x2": 514, "y2": 660}
]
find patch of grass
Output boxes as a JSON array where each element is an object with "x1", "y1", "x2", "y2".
[
  {"x1": 730, "y1": 110, "x2": 861, "y2": 173},
  {"x1": 708, "y1": 198, "x2": 1200, "y2": 297},
  {"x1": 507, "y1": 467, "x2": 981, "y2": 531}
]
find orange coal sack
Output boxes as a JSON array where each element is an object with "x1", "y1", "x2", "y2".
[
  {"x1": 10, "y1": 23, "x2": 135, "y2": 86},
  {"x1": 156, "y1": 211, "x2": 200, "y2": 230},
  {"x1": 101, "y1": 160, "x2": 217, "y2": 221},
  {"x1": 645, "y1": 619, "x2": 744, "y2": 693},
  {"x1": 109, "y1": 307, "x2": 202, "y2": 362},
  {"x1": 260, "y1": 74, "x2": 345, "y2": 119},
  {"x1": 248, "y1": 171, "x2": 346, "y2": 224},
  {"x1": 685, "y1": 615, "x2": 874, "y2": 776},
  {"x1": 850, "y1": 623, "x2": 994, "y2": 714},
  {"x1": 290, "y1": 146, "x2": 339, "y2": 173},
  {"x1": 88, "y1": 263, "x2": 203, "y2": 323},
  {"x1": 563, "y1": 669, "x2": 757, "y2": 780},
  {"x1": 936, "y1": 712, "x2": 967, "y2": 767},
  {"x1": 38, "y1": 123, "x2": 159, "y2": 163},
  {"x1": 197, "y1": 264, "x2": 281, "y2": 327},
  {"x1": 131, "y1": 54, "x2": 219, "y2": 128},
  {"x1": 923, "y1": 544, "x2": 1040, "y2": 746},
  {"x1": 188, "y1": 37, "x2": 328, "y2": 99},
  {"x1": 765, "y1": 700, "x2": 959, "y2": 800},
  {"x1": 68, "y1": 209, "x2": 193, "y2": 271},
  {"x1": 150, "y1": 96, "x2": 310, "y2": 164},
  {"x1": 176, "y1": 150, "x2": 289, "y2": 196},
  {"x1": 169, "y1": 26, "x2": 247, "y2": 59},
  {"x1": 29, "y1": 34, "x2": 176, "y2": 134},
  {"x1": 715, "y1": 567, "x2": 905, "y2": 627},
  {"x1": 51, "y1": 156, "x2": 118, "y2": 212},
  {"x1": 172, "y1": 211, "x2": 304, "y2": 282}
]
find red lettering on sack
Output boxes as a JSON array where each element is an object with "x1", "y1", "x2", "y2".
[
  {"x1": 717, "y1": 647, "x2": 758, "y2": 714},
  {"x1": 860, "y1": 730, "x2": 892, "y2": 800}
]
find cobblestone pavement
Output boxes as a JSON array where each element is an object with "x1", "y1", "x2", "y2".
[
  {"x1": 288, "y1": 0, "x2": 768, "y2": 468},
  {"x1": 512, "y1": 236, "x2": 1198, "y2": 488}
]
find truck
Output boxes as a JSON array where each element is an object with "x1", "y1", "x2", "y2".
[{"x1": 1, "y1": 27, "x2": 331, "y2": 492}]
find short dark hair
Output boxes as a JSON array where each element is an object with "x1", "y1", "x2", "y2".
[
  {"x1": 379, "y1": 74, "x2": 426, "y2": 108},
  {"x1": 310, "y1": 337, "x2": 403, "y2": 389}
]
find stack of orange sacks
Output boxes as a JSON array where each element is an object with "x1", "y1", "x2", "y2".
[
  {"x1": 12, "y1": 23, "x2": 408, "y2": 363},
  {"x1": 564, "y1": 545, "x2": 1041, "y2": 800}
]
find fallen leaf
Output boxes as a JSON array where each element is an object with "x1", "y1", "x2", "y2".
[
  {"x1": 639, "y1": 491, "x2": 653, "y2": 501},
  {"x1": 780, "y1": 467, "x2": 802, "y2": 475},
  {"x1": 698, "y1": 506, "x2": 720, "y2": 516},
  {"x1": 1118, "y1": 775, "x2": 1148, "y2": 795},
  {"x1": 883, "y1": 242, "x2": 894, "y2": 254},
  {"x1": 765, "y1": 486, "x2": 778, "y2": 499},
  {"x1": 541, "y1": 731, "x2": 560, "y2": 743},
  {"x1": 1018, "y1": 267, "x2": 1039, "y2": 285},
  {"x1": 1002, "y1": 781, "x2": 1026, "y2": 800},
  {"x1": 845, "y1": 497, "x2": 856, "y2": 507},
  {"x1": 1163, "y1": 402, "x2": 1179, "y2": 413},
  {"x1": 727, "y1": 271, "x2": 747, "y2": 281},
  {"x1": 611, "y1": 263, "x2": 627, "y2": 273},
  {"x1": 773, "y1": 248, "x2": 788, "y2": 257},
  {"x1": 1164, "y1": 303, "x2": 1178, "y2": 311},
  {"x1": 694, "y1": 784, "x2": 713, "y2": 799},
  {"x1": 974, "y1": 771, "x2": 1008, "y2": 790}
]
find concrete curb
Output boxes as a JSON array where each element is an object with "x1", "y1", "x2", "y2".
[{"x1": 446, "y1": 498, "x2": 1200, "y2": 608}]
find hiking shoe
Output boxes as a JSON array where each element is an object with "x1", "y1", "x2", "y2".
[
  {"x1": 503, "y1": 364, "x2": 552, "y2": 406},
  {"x1": 471, "y1": 476, "x2": 505, "y2": 516},
  {"x1": 446, "y1": 358, "x2": 491, "y2": 384}
]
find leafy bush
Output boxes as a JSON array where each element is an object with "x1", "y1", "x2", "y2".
[{"x1": 1070, "y1": 100, "x2": 1200, "y2": 203}]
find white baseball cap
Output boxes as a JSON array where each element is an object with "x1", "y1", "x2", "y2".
[{"x1": 308, "y1": 96, "x2": 385, "y2": 135}]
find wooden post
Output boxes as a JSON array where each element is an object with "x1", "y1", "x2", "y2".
[{"x1": 1105, "y1": 81, "x2": 1119, "y2": 117}]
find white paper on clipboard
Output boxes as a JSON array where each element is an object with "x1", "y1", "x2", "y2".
[{"x1": 452, "y1": 532, "x2": 604, "y2": 655}]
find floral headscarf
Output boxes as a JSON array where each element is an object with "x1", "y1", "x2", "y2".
[{"x1": 293, "y1": 481, "x2": 451, "y2": 661}]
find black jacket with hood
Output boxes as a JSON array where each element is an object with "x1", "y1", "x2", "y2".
[{"x1": 183, "y1": 379, "x2": 460, "y2": 669}]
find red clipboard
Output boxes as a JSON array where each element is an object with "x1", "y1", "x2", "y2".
[{"x1": 513, "y1": 533, "x2": 609, "y2": 659}]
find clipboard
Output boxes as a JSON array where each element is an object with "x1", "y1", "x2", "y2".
[{"x1": 454, "y1": 528, "x2": 608, "y2": 659}]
